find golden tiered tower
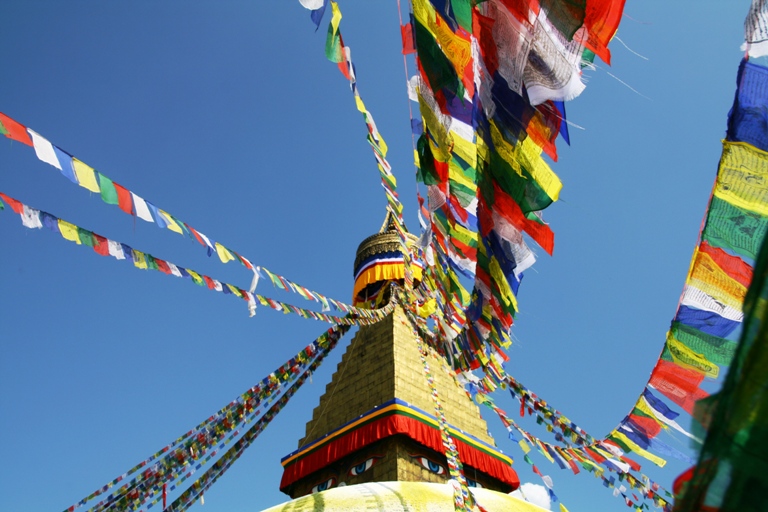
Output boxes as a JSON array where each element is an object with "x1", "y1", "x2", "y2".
[{"x1": 266, "y1": 216, "x2": 543, "y2": 511}]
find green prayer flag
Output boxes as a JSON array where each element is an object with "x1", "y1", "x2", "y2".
[
  {"x1": 0, "y1": 118, "x2": 8, "y2": 136},
  {"x1": 325, "y1": 24, "x2": 342, "y2": 63},
  {"x1": 703, "y1": 195, "x2": 768, "y2": 260},
  {"x1": 413, "y1": 19, "x2": 464, "y2": 98},
  {"x1": 77, "y1": 227, "x2": 95, "y2": 247},
  {"x1": 670, "y1": 322, "x2": 738, "y2": 366},
  {"x1": 450, "y1": 0, "x2": 472, "y2": 32},
  {"x1": 98, "y1": 172, "x2": 119, "y2": 205},
  {"x1": 146, "y1": 254, "x2": 159, "y2": 271}
]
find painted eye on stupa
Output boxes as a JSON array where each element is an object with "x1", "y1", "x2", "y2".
[
  {"x1": 348, "y1": 456, "x2": 380, "y2": 476},
  {"x1": 413, "y1": 455, "x2": 446, "y2": 475},
  {"x1": 311, "y1": 477, "x2": 336, "y2": 494},
  {"x1": 467, "y1": 479, "x2": 483, "y2": 488}
]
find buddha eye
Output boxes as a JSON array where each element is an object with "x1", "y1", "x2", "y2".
[
  {"x1": 467, "y1": 479, "x2": 483, "y2": 488},
  {"x1": 311, "y1": 477, "x2": 336, "y2": 494},
  {"x1": 413, "y1": 455, "x2": 446, "y2": 475},
  {"x1": 348, "y1": 457, "x2": 378, "y2": 476}
]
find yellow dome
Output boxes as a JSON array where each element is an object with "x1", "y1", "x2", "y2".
[{"x1": 262, "y1": 481, "x2": 547, "y2": 512}]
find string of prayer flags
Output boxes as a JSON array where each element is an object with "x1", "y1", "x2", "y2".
[
  {"x1": 2, "y1": 111, "x2": 367, "y2": 317},
  {"x1": 400, "y1": 300, "x2": 670, "y2": 510},
  {"x1": 407, "y1": 310, "x2": 477, "y2": 512},
  {"x1": 167, "y1": 328, "x2": 346, "y2": 512},
  {"x1": 469, "y1": 377, "x2": 672, "y2": 512},
  {"x1": 0, "y1": 192, "x2": 395, "y2": 327},
  {"x1": 66, "y1": 324, "x2": 349, "y2": 512},
  {"x1": 554, "y1": 54, "x2": 768, "y2": 494},
  {"x1": 0, "y1": 112, "x2": 257, "y2": 265},
  {"x1": 301, "y1": 1, "x2": 417, "y2": 299}
]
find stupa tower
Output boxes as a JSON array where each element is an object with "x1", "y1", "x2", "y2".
[{"x1": 266, "y1": 215, "x2": 542, "y2": 511}]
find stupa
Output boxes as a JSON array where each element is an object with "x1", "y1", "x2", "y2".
[{"x1": 264, "y1": 214, "x2": 544, "y2": 511}]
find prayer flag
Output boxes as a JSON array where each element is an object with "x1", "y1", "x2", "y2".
[
  {"x1": 28, "y1": 129, "x2": 61, "y2": 169},
  {"x1": 98, "y1": 172, "x2": 119, "y2": 205},
  {"x1": 113, "y1": 182, "x2": 134, "y2": 215},
  {"x1": 131, "y1": 193, "x2": 154, "y2": 222},
  {"x1": 215, "y1": 243, "x2": 236, "y2": 263},
  {"x1": 72, "y1": 158, "x2": 101, "y2": 193},
  {"x1": 53, "y1": 146, "x2": 78, "y2": 184},
  {"x1": 58, "y1": 220, "x2": 81, "y2": 244},
  {"x1": 0, "y1": 112, "x2": 32, "y2": 145}
]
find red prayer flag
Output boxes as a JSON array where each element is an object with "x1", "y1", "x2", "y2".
[
  {"x1": 113, "y1": 182, "x2": 134, "y2": 215},
  {"x1": 490, "y1": 182, "x2": 555, "y2": 255},
  {"x1": 649, "y1": 360, "x2": 708, "y2": 414},
  {"x1": 0, "y1": 112, "x2": 33, "y2": 146},
  {"x1": 620, "y1": 453, "x2": 642, "y2": 472},
  {"x1": 699, "y1": 240, "x2": 753, "y2": 288},
  {"x1": 629, "y1": 412, "x2": 663, "y2": 439},
  {"x1": 187, "y1": 225, "x2": 206, "y2": 247},
  {"x1": 581, "y1": 0, "x2": 626, "y2": 65},
  {"x1": 92, "y1": 234, "x2": 111, "y2": 256},
  {"x1": 0, "y1": 192, "x2": 23, "y2": 214},
  {"x1": 155, "y1": 258, "x2": 171, "y2": 274},
  {"x1": 400, "y1": 23, "x2": 415, "y2": 55}
]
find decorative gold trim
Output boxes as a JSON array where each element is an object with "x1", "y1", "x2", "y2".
[{"x1": 353, "y1": 211, "x2": 419, "y2": 273}]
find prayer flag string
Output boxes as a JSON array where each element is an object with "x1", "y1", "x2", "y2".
[
  {"x1": 64, "y1": 324, "x2": 349, "y2": 512},
  {"x1": 0, "y1": 111, "x2": 369, "y2": 318},
  {"x1": 0, "y1": 192, "x2": 394, "y2": 326},
  {"x1": 302, "y1": 1, "x2": 417, "y2": 300}
]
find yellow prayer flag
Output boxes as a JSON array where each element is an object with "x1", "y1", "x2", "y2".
[
  {"x1": 714, "y1": 141, "x2": 768, "y2": 216},
  {"x1": 536, "y1": 441, "x2": 555, "y2": 463},
  {"x1": 412, "y1": 0, "x2": 437, "y2": 39},
  {"x1": 186, "y1": 269, "x2": 203, "y2": 285},
  {"x1": 521, "y1": 137, "x2": 562, "y2": 202},
  {"x1": 613, "y1": 431, "x2": 667, "y2": 467},
  {"x1": 448, "y1": 155, "x2": 477, "y2": 190},
  {"x1": 417, "y1": 298, "x2": 437, "y2": 318},
  {"x1": 158, "y1": 209, "x2": 183, "y2": 234},
  {"x1": 58, "y1": 220, "x2": 81, "y2": 244},
  {"x1": 666, "y1": 332, "x2": 719, "y2": 378},
  {"x1": 354, "y1": 94, "x2": 366, "y2": 114},
  {"x1": 689, "y1": 249, "x2": 747, "y2": 309},
  {"x1": 518, "y1": 439, "x2": 531, "y2": 454},
  {"x1": 215, "y1": 242, "x2": 235, "y2": 263},
  {"x1": 433, "y1": 11, "x2": 471, "y2": 75},
  {"x1": 560, "y1": 504, "x2": 570, "y2": 512},
  {"x1": 132, "y1": 250, "x2": 148, "y2": 270},
  {"x1": 489, "y1": 256, "x2": 518, "y2": 312},
  {"x1": 72, "y1": 158, "x2": 101, "y2": 193},
  {"x1": 329, "y1": 1, "x2": 341, "y2": 32}
]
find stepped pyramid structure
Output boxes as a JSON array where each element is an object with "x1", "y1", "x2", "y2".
[{"x1": 267, "y1": 215, "x2": 539, "y2": 511}]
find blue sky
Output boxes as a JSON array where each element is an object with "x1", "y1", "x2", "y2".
[{"x1": 0, "y1": 2, "x2": 754, "y2": 511}]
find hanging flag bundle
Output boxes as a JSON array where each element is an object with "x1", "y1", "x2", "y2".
[
  {"x1": 450, "y1": 23, "x2": 768, "y2": 509},
  {"x1": 399, "y1": 0, "x2": 625, "y2": 377},
  {"x1": 64, "y1": 324, "x2": 350, "y2": 512},
  {"x1": 0, "y1": 192, "x2": 395, "y2": 327}
]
